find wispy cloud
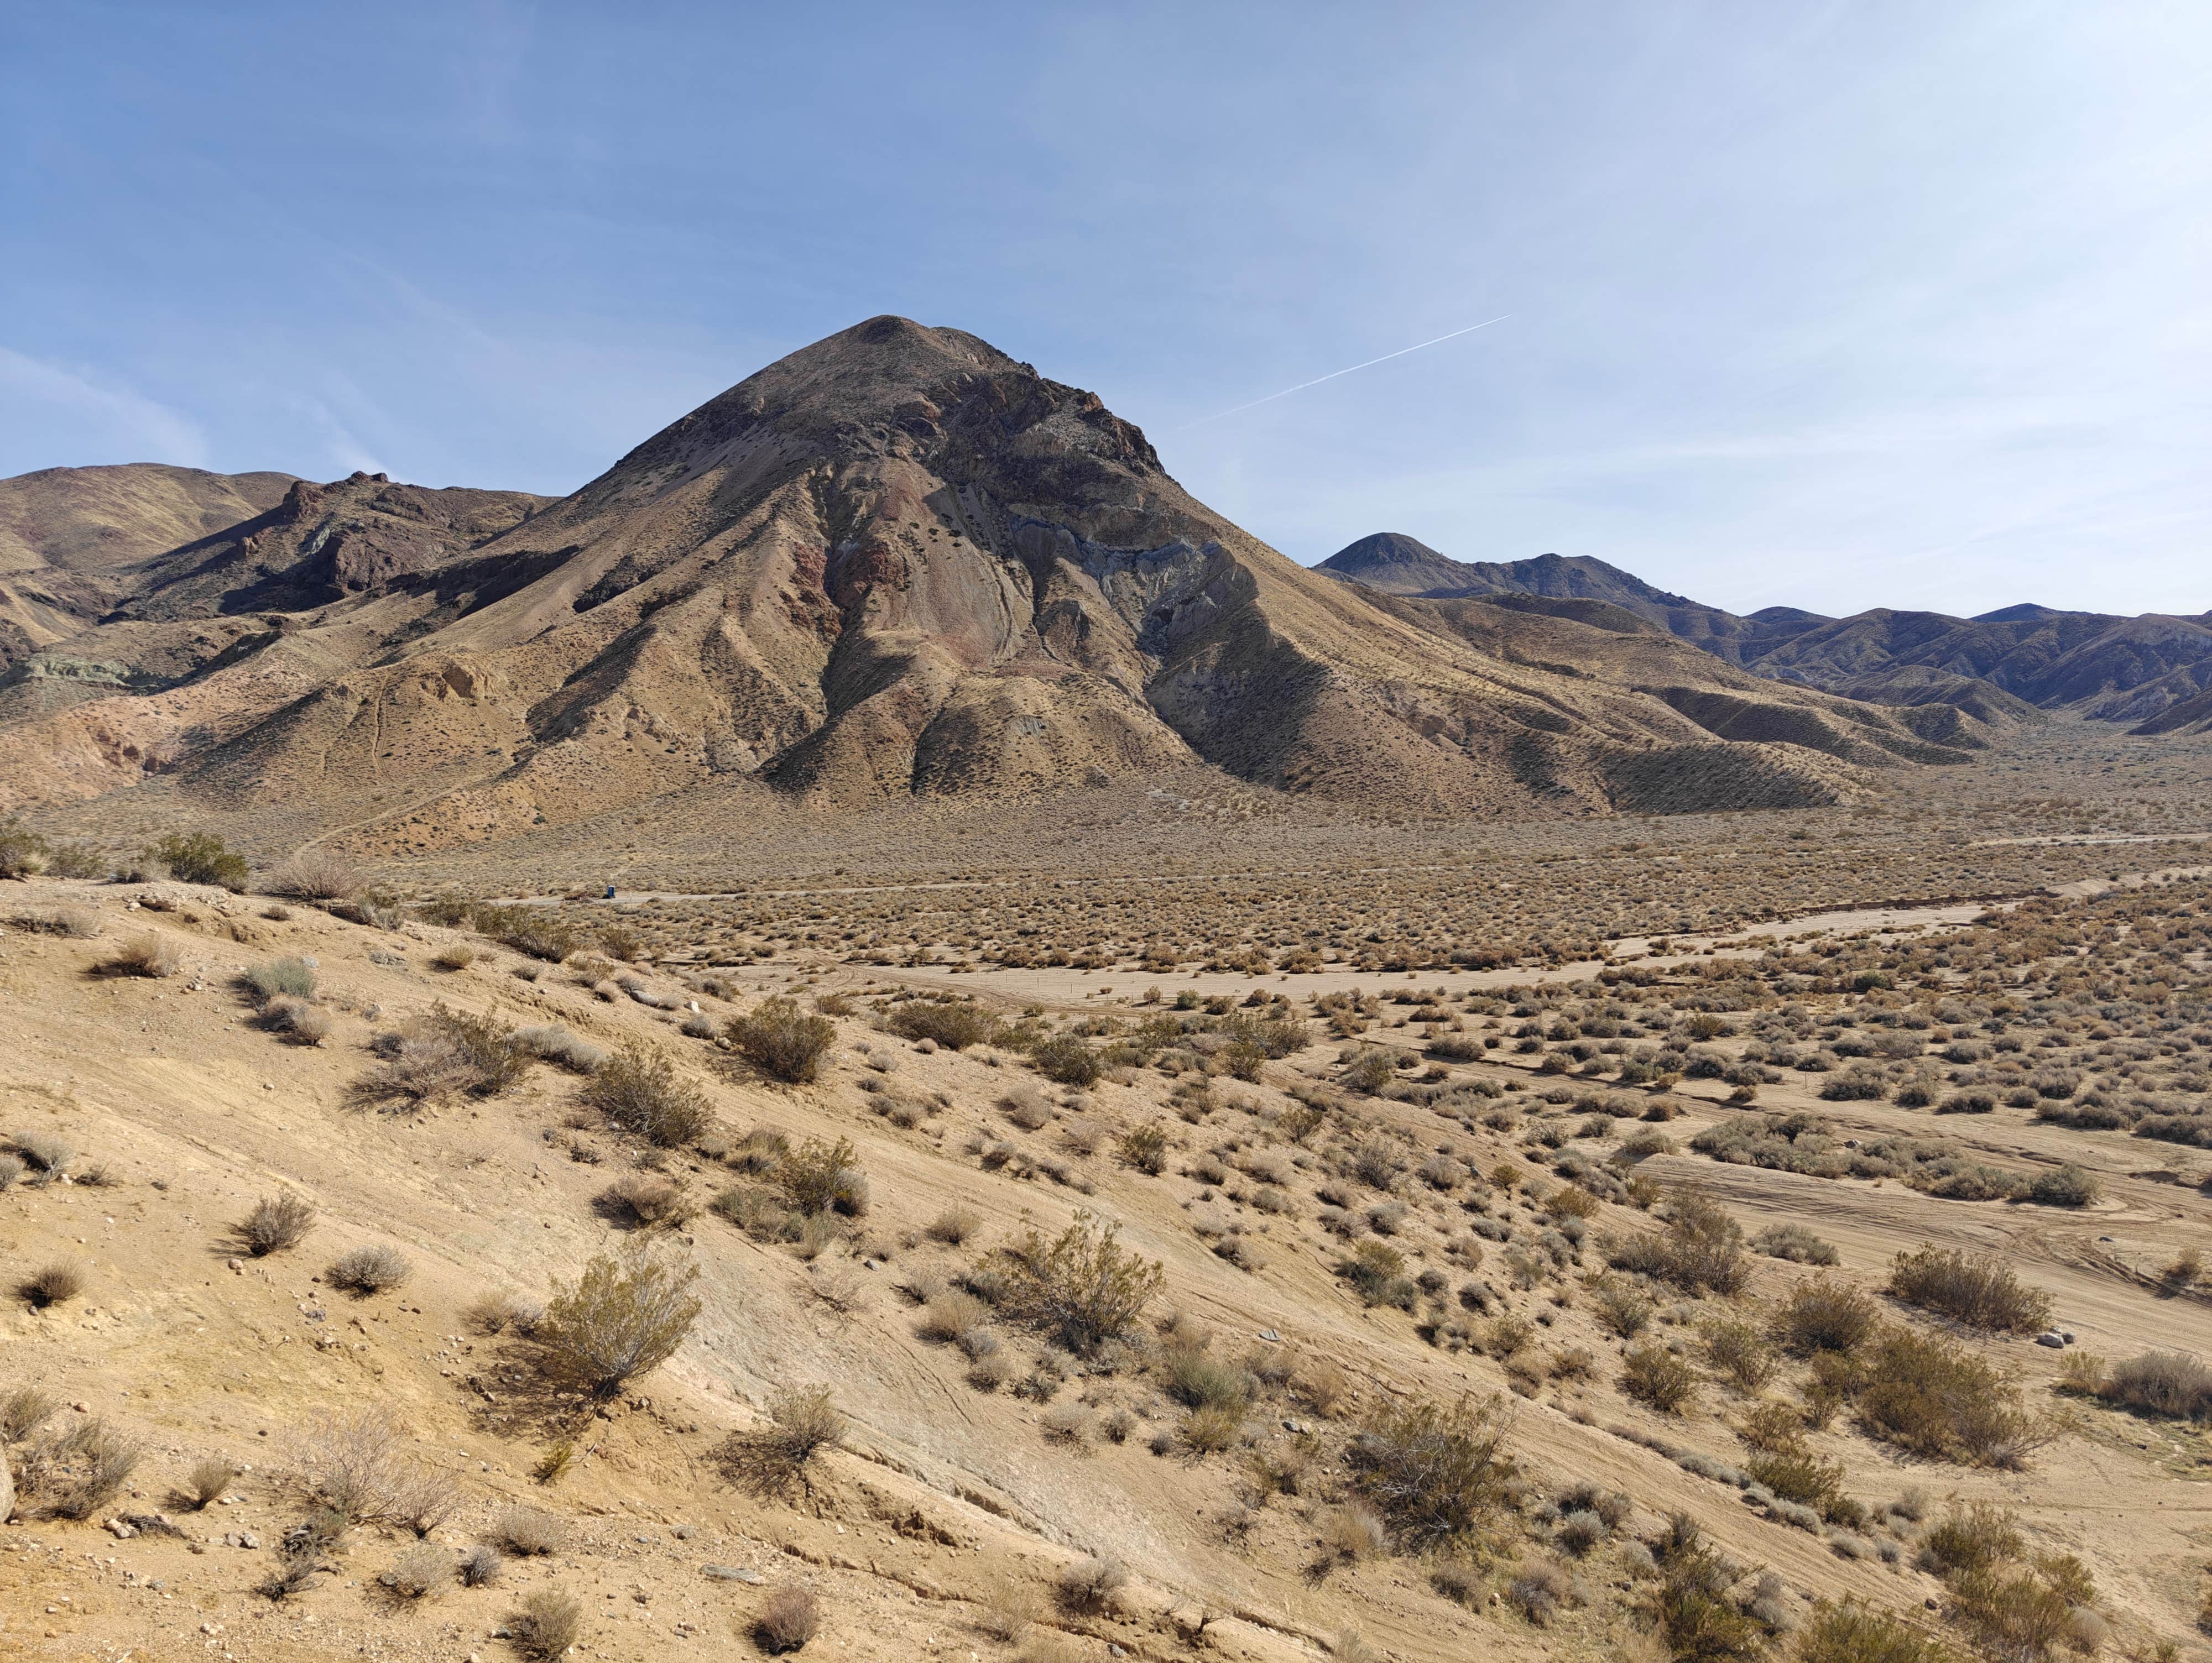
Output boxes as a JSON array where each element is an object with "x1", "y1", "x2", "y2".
[{"x1": 0, "y1": 348, "x2": 210, "y2": 468}]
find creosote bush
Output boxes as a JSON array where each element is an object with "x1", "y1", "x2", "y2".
[
  {"x1": 533, "y1": 1249, "x2": 702, "y2": 1398},
  {"x1": 727, "y1": 997, "x2": 836, "y2": 1084},
  {"x1": 993, "y1": 1212, "x2": 1164, "y2": 1356},
  {"x1": 1886, "y1": 1248, "x2": 2053, "y2": 1333},
  {"x1": 149, "y1": 831, "x2": 248, "y2": 891},
  {"x1": 886, "y1": 1000, "x2": 998, "y2": 1049},
  {"x1": 714, "y1": 1385, "x2": 843, "y2": 1495},
  {"x1": 1608, "y1": 1188, "x2": 1748, "y2": 1295},
  {"x1": 1345, "y1": 1391, "x2": 1514, "y2": 1550},
  {"x1": 581, "y1": 1047, "x2": 712, "y2": 1147}
]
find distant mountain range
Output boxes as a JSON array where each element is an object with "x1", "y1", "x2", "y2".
[
  {"x1": 1319, "y1": 533, "x2": 2212, "y2": 732},
  {"x1": 0, "y1": 319, "x2": 2144, "y2": 846}
]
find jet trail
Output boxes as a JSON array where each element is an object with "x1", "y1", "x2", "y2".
[{"x1": 1174, "y1": 315, "x2": 1510, "y2": 428}]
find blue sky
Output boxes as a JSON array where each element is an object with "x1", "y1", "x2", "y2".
[{"x1": 3, "y1": 2, "x2": 2206, "y2": 618}]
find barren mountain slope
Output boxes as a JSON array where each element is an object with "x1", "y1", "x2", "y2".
[
  {"x1": 0, "y1": 320, "x2": 2004, "y2": 842},
  {"x1": 0, "y1": 463, "x2": 298, "y2": 662}
]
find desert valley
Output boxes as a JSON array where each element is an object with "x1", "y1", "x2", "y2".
[{"x1": 3, "y1": 317, "x2": 2212, "y2": 1663}]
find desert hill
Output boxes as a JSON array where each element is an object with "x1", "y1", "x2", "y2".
[
  {"x1": 0, "y1": 319, "x2": 2014, "y2": 849},
  {"x1": 1321, "y1": 535, "x2": 2211, "y2": 722}
]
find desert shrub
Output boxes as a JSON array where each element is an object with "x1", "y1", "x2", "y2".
[
  {"x1": 0, "y1": 1153, "x2": 20, "y2": 1190},
  {"x1": 23, "y1": 1261, "x2": 86, "y2": 1306},
  {"x1": 149, "y1": 831, "x2": 248, "y2": 890},
  {"x1": 1621, "y1": 1345, "x2": 1697, "y2": 1414},
  {"x1": 727, "y1": 997, "x2": 836, "y2": 1083},
  {"x1": 459, "y1": 1544, "x2": 503, "y2": 1587},
  {"x1": 1345, "y1": 1391, "x2": 1514, "y2": 1550},
  {"x1": 2099, "y1": 1351, "x2": 2212, "y2": 1422},
  {"x1": 1775, "y1": 1279, "x2": 1880, "y2": 1355},
  {"x1": 2023, "y1": 1165, "x2": 2099, "y2": 1209},
  {"x1": 1055, "y1": 1555, "x2": 1128, "y2": 1614},
  {"x1": 1507, "y1": 1558, "x2": 1573, "y2": 1625},
  {"x1": 1179, "y1": 1403, "x2": 1244, "y2": 1453},
  {"x1": 1947, "y1": 1559, "x2": 2095, "y2": 1663},
  {"x1": 995, "y1": 1213, "x2": 1163, "y2": 1355},
  {"x1": 888, "y1": 1000, "x2": 997, "y2": 1049},
  {"x1": 581, "y1": 1048, "x2": 711, "y2": 1146},
  {"x1": 1646, "y1": 1515, "x2": 1767, "y2": 1661},
  {"x1": 355, "y1": 1005, "x2": 525, "y2": 1106},
  {"x1": 533, "y1": 1249, "x2": 701, "y2": 1398},
  {"x1": 466, "y1": 1293, "x2": 542, "y2": 1336},
  {"x1": 1702, "y1": 1317, "x2": 1777, "y2": 1392},
  {"x1": 715, "y1": 1386, "x2": 843, "y2": 1495},
  {"x1": 285, "y1": 1409, "x2": 446, "y2": 1526},
  {"x1": 263, "y1": 849, "x2": 360, "y2": 902},
  {"x1": 12, "y1": 1129, "x2": 74, "y2": 1177},
  {"x1": 1317, "y1": 1500, "x2": 1389, "y2": 1561},
  {"x1": 769, "y1": 1135, "x2": 864, "y2": 1217},
  {"x1": 327, "y1": 1245, "x2": 411, "y2": 1295},
  {"x1": 262, "y1": 996, "x2": 333, "y2": 1045},
  {"x1": 1164, "y1": 1350, "x2": 1255, "y2": 1412},
  {"x1": 179, "y1": 1457, "x2": 236, "y2": 1509},
  {"x1": 235, "y1": 1193, "x2": 316, "y2": 1256},
  {"x1": 1887, "y1": 1248, "x2": 2052, "y2": 1333},
  {"x1": 513, "y1": 1589, "x2": 585, "y2": 1659},
  {"x1": 431, "y1": 945, "x2": 476, "y2": 971},
  {"x1": 1797, "y1": 1601, "x2": 1959, "y2": 1663},
  {"x1": 14, "y1": 1415, "x2": 141, "y2": 1518},
  {"x1": 494, "y1": 1506, "x2": 567, "y2": 1556},
  {"x1": 101, "y1": 934, "x2": 178, "y2": 977},
  {"x1": 597, "y1": 1173, "x2": 688, "y2": 1227},
  {"x1": 516, "y1": 1024, "x2": 607, "y2": 1074},
  {"x1": 472, "y1": 903, "x2": 583, "y2": 963},
  {"x1": 1117, "y1": 1120, "x2": 1170, "y2": 1174},
  {"x1": 1752, "y1": 1222, "x2": 1839, "y2": 1265},
  {"x1": 1031, "y1": 1034, "x2": 1101, "y2": 1087},
  {"x1": 753, "y1": 1586, "x2": 822, "y2": 1652},
  {"x1": 1917, "y1": 1503, "x2": 2021, "y2": 1576},
  {"x1": 1854, "y1": 1328, "x2": 2038, "y2": 1466},
  {"x1": 1608, "y1": 1188, "x2": 1747, "y2": 1295},
  {"x1": 7, "y1": 903, "x2": 101, "y2": 938},
  {"x1": 924, "y1": 1207, "x2": 981, "y2": 1246},
  {"x1": 1743, "y1": 1447, "x2": 1844, "y2": 1512},
  {"x1": 380, "y1": 1541, "x2": 451, "y2": 1599},
  {"x1": 1, "y1": 1385, "x2": 56, "y2": 1442},
  {"x1": 1592, "y1": 1275, "x2": 1655, "y2": 1338},
  {"x1": 0, "y1": 817, "x2": 50, "y2": 877},
  {"x1": 1335, "y1": 1239, "x2": 1410, "y2": 1306}
]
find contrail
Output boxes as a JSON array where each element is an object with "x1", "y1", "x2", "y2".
[{"x1": 1173, "y1": 315, "x2": 1511, "y2": 429}]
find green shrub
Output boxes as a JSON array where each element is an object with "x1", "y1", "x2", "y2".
[
  {"x1": 243, "y1": 956, "x2": 317, "y2": 1002},
  {"x1": 1346, "y1": 1392, "x2": 1513, "y2": 1549},
  {"x1": 775, "y1": 1136, "x2": 868, "y2": 1216},
  {"x1": 1164, "y1": 1350, "x2": 1255, "y2": 1412},
  {"x1": 1775, "y1": 1279, "x2": 1881, "y2": 1355},
  {"x1": 1031, "y1": 1034, "x2": 1101, "y2": 1087},
  {"x1": 1335, "y1": 1240, "x2": 1408, "y2": 1306},
  {"x1": 1797, "y1": 1601, "x2": 1960, "y2": 1663},
  {"x1": 1620, "y1": 1345, "x2": 1697, "y2": 1414},
  {"x1": 149, "y1": 832, "x2": 249, "y2": 890},
  {"x1": 1887, "y1": 1248, "x2": 2052, "y2": 1333},
  {"x1": 533, "y1": 1250, "x2": 701, "y2": 1398},
  {"x1": 1751, "y1": 1222, "x2": 1838, "y2": 1265},
  {"x1": 1116, "y1": 1120, "x2": 1169, "y2": 1174},
  {"x1": 994, "y1": 1213, "x2": 1162, "y2": 1355},
  {"x1": 728, "y1": 997, "x2": 836, "y2": 1083},
  {"x1": 1645, "y1": 1516, "x2": 1767, "y2": 1661},
  {"x1": 1917, "y1": 1503, "x2": 2021, "y2": 1577},
  {"x1": 1853, "y1": 1328, "x2": 2039, "y2": 1466},
  {"x1": 2023, "y1": 1165, "x2": 2099, "y2": 1209}
]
